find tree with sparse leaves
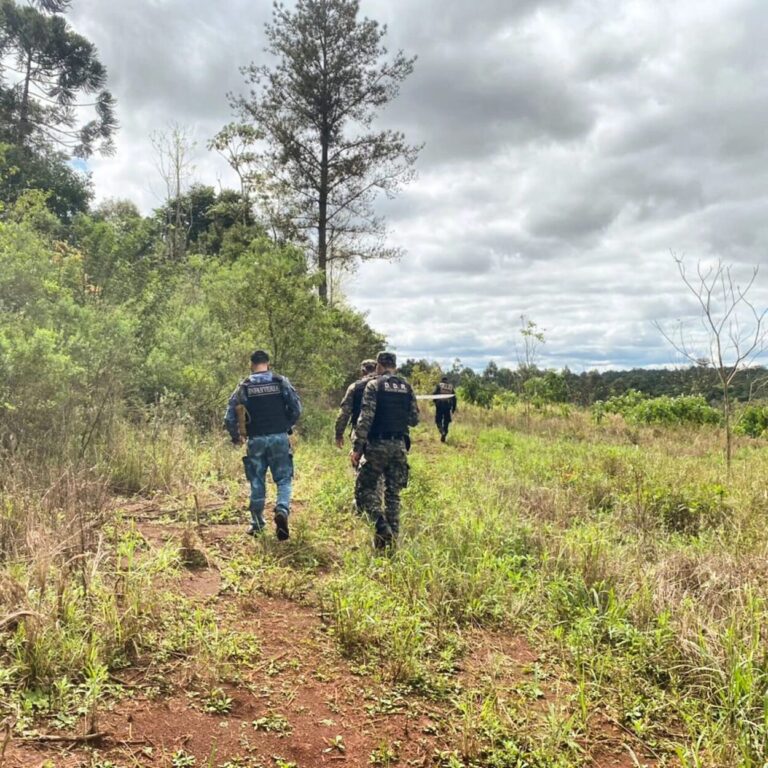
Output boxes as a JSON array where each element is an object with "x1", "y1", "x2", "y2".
[
  {"x1": 218, "y1": 0, "x2": 420, "y2": 303},
  {"x1": 656, "y1": 257, "x2": 768, "y2": 471}
]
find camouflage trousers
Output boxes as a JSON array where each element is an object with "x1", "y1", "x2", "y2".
[
  {"x1": 355, "y1": 439, "x2": 409, "y2": 542},
  {"x1": 350, "y1": 428, "x2": 383, "y2": 515}
]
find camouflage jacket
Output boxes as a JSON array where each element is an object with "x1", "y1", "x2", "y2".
[
  {"x1": 334, "y1": 374, "x2": 377, "y2": 440},
  {"x1": 354, "y1": 374, "x2": 420, "y2": 453}
]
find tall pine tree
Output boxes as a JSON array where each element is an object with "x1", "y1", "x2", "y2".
[
  {"x1": 0, "y1": 0, "x2": 116, "y2": 157},
  {"x1": 218, "y1": 0, "x2": 420, "y2": 304}
]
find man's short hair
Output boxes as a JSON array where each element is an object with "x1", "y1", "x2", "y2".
[
  {"x1": 377, "y1": 351, "x2": 397, "y2": 368},
  {"x1": 361, "y1": 359, "x2": 377, "y2": 373},
  {"x1": 441, "y1": 375, "x2": 448, "y2": 382},
  {"x1": 250, "y1": 349, "x2": 270, "y2": 365}
]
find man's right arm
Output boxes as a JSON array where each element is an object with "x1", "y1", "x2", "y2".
[{"x1": 353, "y1": 379, "x2": 379, "y2": 454}]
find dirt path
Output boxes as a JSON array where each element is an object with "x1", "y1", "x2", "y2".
[
  {"x1": 5, "y1": 437, "x2": 663, "y2": 767},
  {"x1": 5, "y1": 522, "x2": 450, "y2": 768}
]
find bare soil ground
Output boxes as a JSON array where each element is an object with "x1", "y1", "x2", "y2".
[{"x1": 4, "y1": 472, "x2": 662, "y2": 767}]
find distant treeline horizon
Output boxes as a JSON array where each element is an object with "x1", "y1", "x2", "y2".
[{"x1": 398, "y1": 359, "x2": 768, "y2": 406}]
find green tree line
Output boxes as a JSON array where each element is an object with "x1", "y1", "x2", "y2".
[
  {"x1": 400, "y1": 358, "x2": 768, "y2": 408},
  {"x1": 0, "y1": 185, "x2": 383, "y2": 458},
  {"x1": 0, "y1": 0, "x2": 396, "y2": 460}
]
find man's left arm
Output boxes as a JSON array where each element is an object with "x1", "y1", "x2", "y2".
[
  {"x1": 280, "y1": 377, "x2": 302, "y2": 428},
  {"x1": 408, "y1": 387, "x2": 420, "y2": 427}
]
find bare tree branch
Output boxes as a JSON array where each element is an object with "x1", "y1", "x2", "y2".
[{"x1": 657, "y1": 255, "x2": 768, "y2": 470}]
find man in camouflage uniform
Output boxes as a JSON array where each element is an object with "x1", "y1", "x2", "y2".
[
  {"x1": 224, "y1": 349, "x2": 302, "y2": 540},
  {"x1": 433, "y1": 375, "x2": 458, "y2": 442},
  {"x1": 351, "y1": 352, "x2": 420, "y2": 549},
  {"x1": 334, "y1": 359, "x2": 378, "y2": 448}
]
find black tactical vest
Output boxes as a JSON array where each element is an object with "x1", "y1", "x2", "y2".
[
  {"x1": 370, "y1": 374, "x2": 413, "y2": 436},
  {"x1": 436, "y1": 381, "x2": 455, "y2": 409},
  {"x1": 242, "y1": 375, "x2": 290, "y2": 437},
  {"x1": 351, "y1": 376, "x2": 374, "y2": 426}
]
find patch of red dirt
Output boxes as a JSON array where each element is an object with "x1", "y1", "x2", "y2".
[
  {"x1": 4, "y1": 589, "x2": 447, "y2": 768},
  {"x1": 178, "y1": 567, "x2": 222, "y2": 600},
  {"x1": 3, "y1": 516, "x2": 663, "y2": 768}
]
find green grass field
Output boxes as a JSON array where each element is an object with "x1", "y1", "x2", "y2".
[{"x1": 2, "y1": 404, "x2": 768, "y2": 767}]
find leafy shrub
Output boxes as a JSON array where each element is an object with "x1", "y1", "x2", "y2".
[
  {"x1": 0, "y1": 201, "x2": 384, "y2": 454},
  {"x1": 492, "y1": 390, "x2": 519, "y2": 409},
  {"x1": 523, "y1": 371, "x2": 568, "y2": 407},
  {"x1": 457, "y1": 379, "x2": 497, "y2": 409},
  {"x1": 735, "y1": 404, "x2": 768, "y2": 438},
  {"x1": 632, "y1": 395, "x2": 720, "y2": 426},
  {"x1": 598, "y1": 389, "x2": 648, "y2": 414},
  {"x1": 594, "y1": 391, "x2": 720, "y2": 426}
]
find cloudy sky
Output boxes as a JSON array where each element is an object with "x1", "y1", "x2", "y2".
[{"x1": 69, "y1": 0, "x2": 768, "y2": 371}]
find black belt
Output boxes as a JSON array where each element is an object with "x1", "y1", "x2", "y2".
[{"x1": 369, "y1": 432, "x2": 405, "y2": 440}]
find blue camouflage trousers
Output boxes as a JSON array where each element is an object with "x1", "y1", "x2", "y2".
[{"x1": 243, "y1": 433, "x2": 293, "y2": 531}]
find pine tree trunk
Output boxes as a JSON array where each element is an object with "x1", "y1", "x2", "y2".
[
  {"x1": 318, "y1": 128, "x2": 329, "y2": 304},
  {"x1": 18, "y1": 52, "x2": 33, "y2": 146}
]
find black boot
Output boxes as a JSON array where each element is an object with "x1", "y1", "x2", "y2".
[
  {"x1": 374, "y1": 523, "x2": 393, "y2": 550},
  {"x1": 274, "y1": 507, "x2": 290, "y2": 541}
]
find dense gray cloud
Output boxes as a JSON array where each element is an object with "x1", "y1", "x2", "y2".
[{"x1": 68, "y1": 0, "x2": 768, "y2": 371}]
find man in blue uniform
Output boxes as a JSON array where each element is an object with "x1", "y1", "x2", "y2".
[{"x1": 225, "y1": 350, "x2": 302, "y2": 539}]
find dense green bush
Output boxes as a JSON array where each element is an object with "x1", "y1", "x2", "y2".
[
  {"x1": 595, "y1": 388, "x2": 648, "y2": 416},
  {"x1": 593, "y1": 390, "x2": 720, "y2": 426},
  {"x1": 632, "y1": 395, "x2": 720, "y2": 425},
  {"x1": 458, "y1": 377, "x2": 497, "y2": 408},
  {"x1": 735, "y1": 403, "x2": 768, "y2": 438},
  {"x1": 0, "y1": 197, "x2": 138, "y2": 455},
  {"x1": 0, "y1": 193, "x2": 383, "y2": 455},
  {"x1": 523, "y1": 370, "x2": 568, "y2": 407}
]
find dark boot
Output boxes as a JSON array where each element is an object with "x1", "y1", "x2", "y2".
[
  {"x1": 374, "y1": 522, "x2": 393, "y2": 550},
  {"x1": 274, "y1": 507, "x2": 290, "y2": 541}
]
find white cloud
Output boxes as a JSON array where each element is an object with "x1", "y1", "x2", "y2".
[{"x1": 67, "y1": 0, "x2": 768, "y2": 370}]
